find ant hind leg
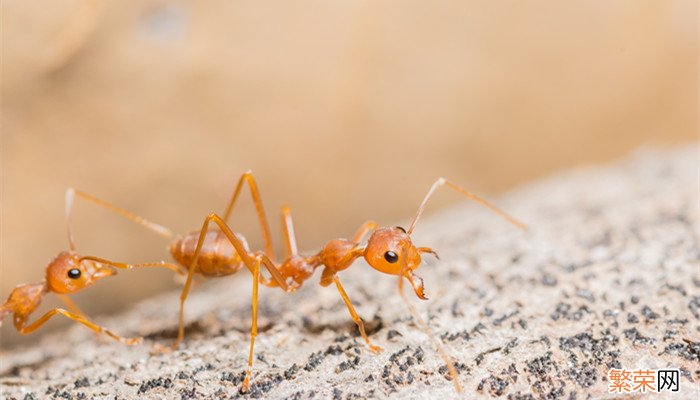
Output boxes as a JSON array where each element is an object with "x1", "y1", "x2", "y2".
[{"x1": 221, "y1": 171, "x2": 276, "y2": 261}]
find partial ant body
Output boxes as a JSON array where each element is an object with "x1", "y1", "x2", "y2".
[
  {"x1": 67, "y1": 172, "x2": 525, "y2": 392},
  {"x1": 0, "y1": 194, "x2": 183, "y2": 345}
]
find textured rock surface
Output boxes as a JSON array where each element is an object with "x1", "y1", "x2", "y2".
[{"x1": 1, "y1": 145, "x2": 698, "y2": 399}]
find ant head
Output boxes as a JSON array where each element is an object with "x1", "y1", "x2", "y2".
[
  {"x1": 45, "y1": 251, "x2": 116, "y2": 294},
  {"x1": 363, "y1": 226, "x2": 424, "y2": 276}
]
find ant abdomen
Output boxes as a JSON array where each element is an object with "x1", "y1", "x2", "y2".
[{"x1": 170, "y1": 230, "x2": 249, "y2": 277}]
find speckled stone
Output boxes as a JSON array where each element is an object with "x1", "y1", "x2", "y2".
[{"x1": 1, "y1": 145, "x2": 698, "y2": 399}]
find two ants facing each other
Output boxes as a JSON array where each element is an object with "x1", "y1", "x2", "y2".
[{"x1": 0, "y1": 173, "x2": 525, "y2": 392}]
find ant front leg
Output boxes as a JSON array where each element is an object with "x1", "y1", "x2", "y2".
[
  {"x1": 19, "y1": 308, "x2": 141, "y2": 345},
  {"x1": 333, "y1": 276, "x2": 382, "y2": 353},
  {"x1": 56, "y1": 294, "x2": 87, "y2": 318},
  {"x1": 55, "y1": 294, "x2": 105, "y2": 339}
]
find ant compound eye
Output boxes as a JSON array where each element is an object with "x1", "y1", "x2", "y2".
[
  {"x1": 395, "y1": 226, "x2": 406, "y2": 233},
  {"x1": 67, "y1": 268, "x2": 81, "y2": 279},
  {"x1": 384, "y1": 251, "x2": 399, "y2": 263}
]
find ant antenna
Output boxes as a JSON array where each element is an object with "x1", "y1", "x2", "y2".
[
  {"x1": 397, "y1": 269, "x2": 462, "y2": 392},
  {"x1": 66, "y1": 188, "x2": 175, "y2": 245},
  {"x1": 407, "y1": 178, "x2": 527, "y2": 235}
]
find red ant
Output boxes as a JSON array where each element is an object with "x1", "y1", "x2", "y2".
[
  {"x1": 0, "y1": 192, "x2": 183, "y2": 345},
  {"x1": 64, "y1": 172, "x2": 525, "y2": 392}
]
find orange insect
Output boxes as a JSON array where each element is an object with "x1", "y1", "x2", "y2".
[
  {"x1": 68, "y1": 172, "x2": 525, "y2": 392},
  {"x1": 0, "y1": 192, "x2": 182, "y2": 345}
]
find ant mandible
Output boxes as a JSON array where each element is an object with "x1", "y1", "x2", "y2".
[
  {"x1": 0, "y1": 191, "x2": 183, "y2": 345},
  {"x1": 68, "y1": 172, "x2": 525, "y2": 393}
]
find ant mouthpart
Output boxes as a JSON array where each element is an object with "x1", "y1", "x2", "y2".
[
  {"x1": 418, "y1": 247, "x2": 439, "y2": 260},
  {"x1": 93, "y1": 267, "x2": 117, "y2": 279}
]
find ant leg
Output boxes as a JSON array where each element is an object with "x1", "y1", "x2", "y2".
[
  {"x1": 221, "y1": 171, "x2": 276, "y2": 261},
  {"x1": 397, "y1": 277, "x2": 461, "y2": 392},
  {"x1": 250, "y1": 251, "x2": 287, "y2": 287},
  {"x1": 174, "y1": 213, "x2": 288, "y2": 348},
  {"x1": 352, "y1": 221, "x2": 379, "y2": 244},
  {"x1": 332, "y1": 276, "x2": 382, "y2": 353},
  {"x1": 56, "y1": 294, "x2": 106, "y2": 338},
  {"x1": 281, "y1": 206, "x2": 298, "y2": 257},
  {"x1": 65, "y1": 188, "x2": 174, "y2": 251},
  {"x1": 56, "y1": 294, "x2": 86, "y2": 317},
  {"x1": 406, "y1": 178, "x2": 526, "y2": 235},
  {"x1": 204, "y1": 214, "x2": 287, "y2": 289},
  {"x1": 19, "y1": 308, "x2": 141, "y2": 345},
  {"x1": 77, "y1": 256, "x2": 184, "y2": 276},
  {"x1": 173, "y1": 258, "x2": 198, "y2": 348},
  {"x1": 319, "y1": 246, "x2": 365, "y2": 287},
  {"x1": 241, "y1": 256, "x2": 262, "y2": 392}
]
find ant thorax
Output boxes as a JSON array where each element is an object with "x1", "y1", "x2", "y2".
[{"x1": 318, "y1": 239, "x2": 358, "y2": 272}]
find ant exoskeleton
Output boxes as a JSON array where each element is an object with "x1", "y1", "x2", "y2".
[
  {"x1": 67, "y1": 172, "x2": 525, "y2": 392},
  {"x1": 0, "y1": 192, "x2": 183, "y2": 345}
]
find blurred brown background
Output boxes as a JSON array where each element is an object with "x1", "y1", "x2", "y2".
[{"x1": 1, "y1": 1, "x2": 696, "y2": 348}]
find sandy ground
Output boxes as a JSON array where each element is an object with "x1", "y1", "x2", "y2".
[{"x1": 1, "y1": 144, "x2": 698, "y2": 399}]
